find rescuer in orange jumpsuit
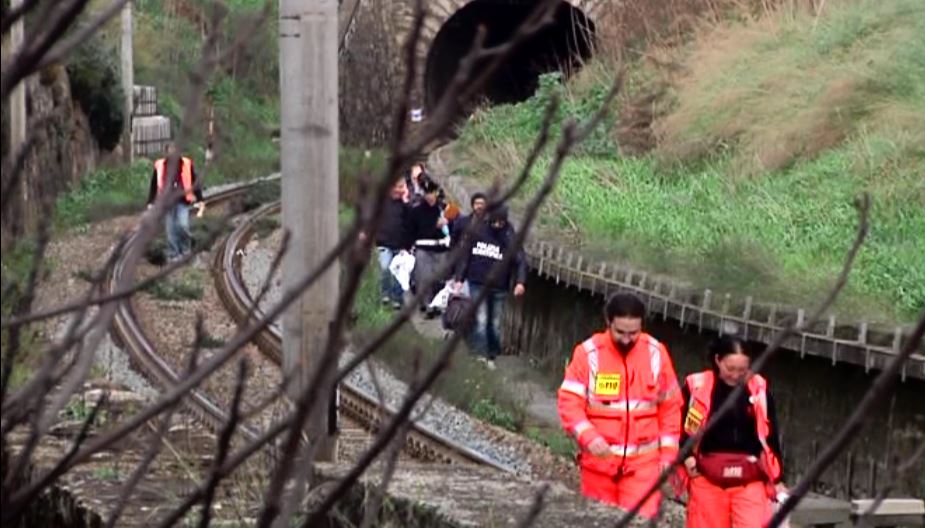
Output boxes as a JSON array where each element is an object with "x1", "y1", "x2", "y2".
[
  {"x1": 680, "y1": 336, "x2": 787, "y2": 528},
  {"x1": 558, "y1": 293, "x2": 683, "y2": 519}
]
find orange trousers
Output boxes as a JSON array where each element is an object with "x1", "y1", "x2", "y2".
[
  {"x1": 686, "y1": 476, "x2": 772, "y2": 528},
  {"x1": 580, "y1": 465, "x2": 662, "y2": 519}
]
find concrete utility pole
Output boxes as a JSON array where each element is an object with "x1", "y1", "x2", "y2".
[
  {"x1": 121, "y1": 1, "x2": 134, "y2": 163},
  {"x1": 10, "y1": 0, "x2": 28, "y2": 205},
  {"x1": 279, "y1": 0, "x2": 340, "y2": 461}
]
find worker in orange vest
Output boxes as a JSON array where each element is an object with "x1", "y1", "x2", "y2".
[
  {"x1": 558, "y1": 293, "x2": 683, "y2": 519},
  {"x1": 680, "y1": 336, "x2": 787, "y2": 528},
  {"x1": 147, "y1": 142, "x2": 205, "y2": 263}
]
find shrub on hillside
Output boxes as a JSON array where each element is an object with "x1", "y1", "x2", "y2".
[{"x1": 66, "y1": 36, "x2": 125, "y2": 151}]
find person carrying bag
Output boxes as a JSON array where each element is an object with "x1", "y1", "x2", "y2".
[{"x1": 679, "y1": 336, "x2": 788, "y2": 528}]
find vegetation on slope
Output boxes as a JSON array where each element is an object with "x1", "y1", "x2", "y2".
[{"x1": 452, "y1": 0, "x2": 925, "y2": 324}]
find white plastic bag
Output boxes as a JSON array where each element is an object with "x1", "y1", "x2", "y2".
[
  {"x1": 388, "y1": 250, "x2": 415, "y2": 292},
  {"x1": 428, "y1": 282, "x2": 454, "y2": 311}
]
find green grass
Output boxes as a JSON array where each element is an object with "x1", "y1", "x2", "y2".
[
  {"x1": 54, "y1": 161, "x2": 151, "y2": 228},
  {"x1": 353, "y1": 265, "x2": 528, "y2": 433},
  {"x1": 0, "y1": 241, "x2": 43, "y2": 391},
  {"x1": 452, "y1": 0, "x2": 925, "y2": 324},
  {"x1": 524, "y1": 426, "x2": 577, "y2": 459},
  {"x1": 143, "y1": 269, "x2": 205, "y2": 301}
]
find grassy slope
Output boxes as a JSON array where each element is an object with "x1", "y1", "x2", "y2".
[{"x1": 452, "y1": 0, "x2": 925, "y2": 324}]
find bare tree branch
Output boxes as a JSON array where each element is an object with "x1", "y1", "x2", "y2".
[
  {"x1": 0, "y1": 209, "x2": 53, "y2": 402},
  {"x1": 36, "y1": 0, "x2": 131, "y2": 71},
  {"x1": 103, "y1": 405, "x2": 180, "y2": 528},
  {"x1": 855, "y1": 440, "x2": 925, "y2": 527},
  {"x1": 0, "y1": 0, "x2": 42, "y2": 37},
  {"x1": 1, "y1": 390, "x2": 107, "y2": 523},
  {"x1": 1, "y1": 214, "x2": 233, "y2": 329},
  {"x1": 612, "y1": 195, "x2": 872, "y2": 527},
  {"x1": 198, "y1": 359, "x2": 248, "y2": 528},
  {"x1": 769, "y1": 311, "x2": 925, "y2": 527},
  {"x1": 0, "y1": 0, "x2": 91, "y2": 101},
  {"x1": 516, "y1": 484, "x2": 550, "y2": 528},
  {"x1": 303, "y1": 111, "x2": 589, "y2": 526}
]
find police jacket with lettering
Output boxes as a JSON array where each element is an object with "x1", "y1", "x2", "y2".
[{"x1": 454, "y1": 222, "x2": 527, "y2": 290}]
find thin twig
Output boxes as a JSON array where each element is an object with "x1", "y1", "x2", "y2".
[
  {"x1": 103, "y1": 405, "x2": 180, "y2": 528},
  {"x1": 769, "y1": 312, "x2": 925, "y2": 527},
  {"x1": 198, "y1": 359, "x2": 248, "y2": 528},
  {"x1": 516, "y1": 485, "x2": 550, "y2": 528},
  {"x1": 856, "y1": 441, "x2": 925, "y2": 527},
  {"x1": 612, "y1": 195, "x2": 871, "y2": 527},
  {"x1": 36, "y1": 0, "x2": 131, "y2": 70},
  {"x1": 2, "y1": 215, "x2": 233, "y2": 329},
  {"x1": 304, "y1": 117, "x2": 584, "y2": 527}
]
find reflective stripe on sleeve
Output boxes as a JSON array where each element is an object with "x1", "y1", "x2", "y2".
[
  {"x1": 560, "y1": 379, "x2": 587, "y2": 397},
  {"x1": 659, "y1": 435, "x2": 680, "y2": 449},
  {"x1": 573, "y1": 420, "x2": 594, "y2": 437}
]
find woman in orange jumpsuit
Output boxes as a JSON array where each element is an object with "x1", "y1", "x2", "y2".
[{"x1": 680, "y1": 336, "x2": 787, "y2": 528}]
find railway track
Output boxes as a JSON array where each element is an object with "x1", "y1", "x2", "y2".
[
  {"x1": 109, "y1": 181, "x2": 267, "y2": 443},
  {"x1": 108, "y1": 177, "x2": 513, "y2": 473},
  {"x1": 214, "y1": 200, "x2": 517, "y2": 472}
]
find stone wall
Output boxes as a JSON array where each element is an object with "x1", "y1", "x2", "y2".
[
  {"x1": 339, "y1": 0, "x2": 405, "y2": 146},
  {"x1": 338, "y1": 0, "x2": 605, "y2": 146},
  {"x1": 1, "y1": 64, "x2": 99, "y2": 245}
]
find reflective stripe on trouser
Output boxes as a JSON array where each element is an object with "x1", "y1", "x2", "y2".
[
  {"x1": 580, "y1": 463, "x2": 662, "y2": 519},
  {"x1": 686, "y1": 476, "x2": 772, "y2": 528}
]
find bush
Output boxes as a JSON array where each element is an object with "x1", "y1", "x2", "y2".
[
  {"x1": 66, "y1": 35, "x2": 125, "y2": 151},
  {"x1": 54, "y1": 161, "x2": 149, "y2": 228}
]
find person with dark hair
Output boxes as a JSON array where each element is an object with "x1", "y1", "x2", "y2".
[
  {"x1": 408, "y1": 176, "x2": 450, "y2": 315},
  {"x1": 679, "y1": 336, "x2": 787, "y2": 528},
  {"x1": 147, "y1": 142, "x2": 205, "y2": 263},
  {"x1": 404, "y1": 161, "x2": 427, "y2": 206},
  {"x1": 451, "y1": 191, "x2": 488, "y2": 250},
  {"x1": 374, "y1": 178, "x2": 412, "y2": 309},
  {"x1": 453, "y1": 205, "x2": 526, "y2": 368},
  {"x1": 557, "y1": 292, "x2": 683, "y2": 519}
]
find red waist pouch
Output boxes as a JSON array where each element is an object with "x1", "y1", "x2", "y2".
[{"x1": 697, "y1": 452, "x2": 765, "y2": 488}]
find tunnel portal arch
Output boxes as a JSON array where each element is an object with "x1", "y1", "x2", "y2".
[{"x1": 422, "y1": 0, "x2": 598, "y2": 117}]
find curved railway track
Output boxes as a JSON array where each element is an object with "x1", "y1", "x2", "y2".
[
  {"x1": 215, "y1": 200, "x2": 516, "y2": 472},
  {"x1": 109, "y1": 182, "x2": 268, "y2": 443},
  {"x1": 108, "y1": 177, "x2": 512, "y2": 473}
]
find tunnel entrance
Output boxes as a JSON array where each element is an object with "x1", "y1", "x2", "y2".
[{"x1": 424, "y1": 0, "x2": 595, "y2": 117}]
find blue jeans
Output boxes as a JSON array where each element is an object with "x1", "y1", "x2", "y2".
[
  {"x1": 165, "y1": 203, "x2": 191, "y2": 261},
  {"x1": 376, "y1": 247, "x2": 403, "y2": 303},
  {"x1": 467, "y1": 284, "x2": 506, "y2": 359}
]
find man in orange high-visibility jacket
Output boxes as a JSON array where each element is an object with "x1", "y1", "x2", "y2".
[
  {"x1": 147, "y1": 142, "x2": 205, "y2": 263},
  {"x1": 558, "y1": 292, "x2": 683, "y2": 519}
]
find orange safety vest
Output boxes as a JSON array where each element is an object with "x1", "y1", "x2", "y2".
[
  {"x1": 683, "y1": 370, "x2": 783, "y2": 487},
  {"x1": 558, "y1": 332, "x2": 683, "y2": 476},
  {"x1": 154, "y1": 156, "x2": 195, "y2": 204}
]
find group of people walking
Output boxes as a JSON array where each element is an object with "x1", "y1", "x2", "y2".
[
  {"x1": 146, "y1": 145, "x2": 786, "y2": 526},
  {"x1": 559, "y1": 292, "x2": 786, "y2": 526},
  {"x1": 376, "y1": 162, "x2": 526, "y2": 369}
]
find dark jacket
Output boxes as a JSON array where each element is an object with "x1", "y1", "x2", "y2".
[
  {"x1": 454, "y1": 221, "x2": 527, "y2": 290},
  {"x1": 376, "y1": 198, "x2": 411, "y2": 250},
  {"x1": 450, "y1": 213, "x2": 483, "y2": 250},
  {"x1": 680, "y1": 379, "x2": 785, "y2": 480},
  {"x1": 407, "y1": 201, "x2": 449, "y2": 252},
  {"x1": 147, "y1": 158, "x2": 204, "y2": 205}
]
